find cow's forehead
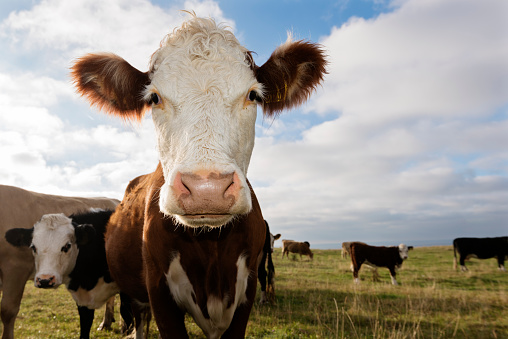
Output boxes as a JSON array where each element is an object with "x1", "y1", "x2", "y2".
[
  {"x1": 148, "y1": 19, "x2": 256, "y2": 102},
  {"x1": 33, "y1": 214, "x2": 74, "y2": 244}
]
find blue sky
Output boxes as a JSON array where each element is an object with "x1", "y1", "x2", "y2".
[{"x1": 1, "y1": 0, "x2": 507, "y2": 248}]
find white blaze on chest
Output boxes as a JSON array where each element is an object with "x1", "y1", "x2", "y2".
[
  {"x1": 68, "y1": 278, "x2": 119, "y2": 309},
  {"x1": 165, "y1": 253, "x2": 250, "y2": 338}
]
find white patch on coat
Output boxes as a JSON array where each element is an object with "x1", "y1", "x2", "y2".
[
  {"x1": 145, "y1": 18, "x2": 260, "y2": 226},
  {"x1": 30, "y1": 214, "x2": 79, "y2": 287},
  {"x1": 165, "y1": 252, "x2": 250, "y2": 338},
  {"x1": 69, "y1": 278, "x2": 119, "y2": 309}
]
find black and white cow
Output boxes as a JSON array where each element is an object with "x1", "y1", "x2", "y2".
[
  {"x1": 257, "y1": 220, "x2": 280, "y2": 304},
  {"x1": 5, "y1": 210, "x2": 132, "y2": 339},
  {"x1": 350, "y1": 242, "x2": 410, "y2": 285},
  {"x1": 453, "y1": 237, "x2": 508, "y2": 271}
]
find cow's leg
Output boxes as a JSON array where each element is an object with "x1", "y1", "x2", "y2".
[
  {"x1": 221, "y1": 277, "x2": 257, "y2": 339},
  {"x1": 353, "y1": 263, "x2": 362, "y2": 284},
  {"x1": 459, "y1": 255, "x2": 468, "y2": 271},
  {"x1": 258, "y1": 253, "x2": 267, "y2": 304},
  {"x1": 97, "y1": 296, "x2": 115, "y2": 331},
  {"x1": 119, "y1": 293, "x2": 134, "y2": 334},
  {"x1": 147, "y1": 276, "x2": 188, "y2": 339},
  {"x1": 1, "y1": 267, "x2": 31, "y2": 339},
  {"x1": 388, "y1": 267, "x2": 398, "y2": 285},
  {"x1": 77, "y1": 306, "x2": 95, "y2": 339}
]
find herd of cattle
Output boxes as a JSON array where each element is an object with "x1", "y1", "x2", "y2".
[
  {"x1": 1, "y1": 14, "x2": 506, "y2": 339},
  {"x1": 1, "y1": 184, "x2": 507, "y2": 338}
]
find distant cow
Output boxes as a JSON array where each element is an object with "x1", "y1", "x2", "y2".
[
  {"x1": 282, "y1": 240, "x2": 314, "y2": 260},
  {"x1": 0, "y1": 184, "x2": 119, "y2": 339},
  {"x1": 258, "y1": 221, "x2": 281, "y2": 304},
  {"x1": 350, "y1": 242, "x2": 409, "y2": 285},
  {"x1": 5, "y1": 210, "x2": 132, "y2": 339},
  {"x1": 453, "y1": 237, "x2": 508, "y2": 271},
  {"x1": 71, "y1": 13, "x2": 326, "y2": 338}
]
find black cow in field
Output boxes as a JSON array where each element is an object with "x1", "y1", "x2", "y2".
[
  {"x1": 453, "y1": 237, "x2": 508, "y2": 271},
  {"x1": 6, "y1": 210, "x2": 132, "y2": 339},
  {"x1": 350, "y1": 242, "x2": 410, "y2": 285},
  {"x1": 258, "y1": 220, "x2": 281, "y2": 304}
]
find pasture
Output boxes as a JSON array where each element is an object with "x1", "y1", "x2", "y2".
[{"x1": 5, "y1": 246, "x2": 508, "y2": 338}]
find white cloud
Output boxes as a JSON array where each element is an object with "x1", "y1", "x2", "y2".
[
  {"x1": 249, "y1": 0, "x2": 508, "y2": 245},
  {"x1": 0, "y1": 0, "x2": 506, "y2": 247},
  {"x1": 1, "y1": 0, "x2": 234, "y2": 70}
]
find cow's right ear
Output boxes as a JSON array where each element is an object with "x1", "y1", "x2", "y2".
[
  {"x1": 70, "y1": 53, "x2": 151, "y2": 122},
  {"x1": 255, "y1": 38, "x2": 327, "y2": 117},
  {"x1": 5, "y1": 228, "x2": 33, "y2": 247}
]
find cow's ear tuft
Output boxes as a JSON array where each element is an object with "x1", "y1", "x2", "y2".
[
  {"x1": 255, "y1": 38, "x2": 328, "y2": 116},
  {"x1": 74, "y1": 224, "x2": 96, "y2": 247},
  {"x1": 273, "y1": 234, "x2": 281, "y2": 240},
  {"x1": 5, "y1": 228, "x2": 33, "y2": 247}
]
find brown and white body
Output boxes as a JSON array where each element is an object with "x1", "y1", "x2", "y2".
[
  {"x1": 341, "y1": 241, "x2": 366, "y2": 259},
  {"x1": 350, "y1": 242, "x2": 409, "y2": 285},
  {"x1": 0, "y1": 184, "x2": 119, "y2": 339},
  {"x1": 71, "y1": 14, "x2": 326, "y2": 339},
  {"x1": 281, "y1": 240, "x2": 314, "y2": 260}
]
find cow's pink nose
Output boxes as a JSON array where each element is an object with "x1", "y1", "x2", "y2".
[
  {"x1": 173, "y1": 171, "x2": 240, "y2": 215},
  {"x1": 36, "y1": 275, "x2": 56, "y2": 288}
]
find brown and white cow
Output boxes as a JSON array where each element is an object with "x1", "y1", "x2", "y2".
[
  {"x1": 281, "y1": 240, "x2": 314, "y2": 260},
  {"x1": 0, "y1": 184, "x2": 119, "y2": 339},
  {"x1": 71, "y1": 15, "x2": 326, "y2": 339},
  {"x1": 350, "y1": 242, "x2": 409, "y2": 285}
]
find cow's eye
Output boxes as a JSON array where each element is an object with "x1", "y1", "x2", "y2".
[
  {"x1": 61, "y1": 243, "x2": 71, "y2": 253},
  {"x1": 149, "y1": 93, "x2": 161, "y2": 105},
  {"x1": 30, "y1": 244, "x2": 37, "y2": 254},
  {"x1": 247, "y1": 90, "x2": 260, "y2": 102}
]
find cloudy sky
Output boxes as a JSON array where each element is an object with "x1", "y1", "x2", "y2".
[{"x1": 1, "y1": 0, "x2": 507, "y2": 248}]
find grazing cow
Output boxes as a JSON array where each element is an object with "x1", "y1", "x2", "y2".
[
  {"x1": 5, "y1": 210, "x2": 131, "y2": 339},
  {"x1": 258, "y1": 221, "x2": 281, "y2": 304},
  {"x1": 281, "y1": 240, "x2": 314, "y2": 260},
  {"x1": 453, "y1": 237, "x2": 508, "y2": 271},
  {"x1": 71, "y1": 14, "x2": 326, "y2": 339},
  {"x1": 0, "y1": 184, "x2": 119, "y2": 339},
  {"x1": 350, "y1": 242, "x2": 409, "y2": 285}
]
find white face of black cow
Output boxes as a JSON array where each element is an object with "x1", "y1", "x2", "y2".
[
  {"x1": 270, "y1": 233, "x2": 281, "y2": 253},
  {"x1": 29, "y1": 214, "x2": 80, "y2": 288},
  {"x1": 398, "y1": 244, "x2": 409, "y2": 260},
  {"x1": 145, "y1": 19, "x2": 260, "y2": 228}
]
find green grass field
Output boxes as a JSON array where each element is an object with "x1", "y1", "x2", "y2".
[{"x1": 4, "y1": 246, "x2": 508, "y2": 338}]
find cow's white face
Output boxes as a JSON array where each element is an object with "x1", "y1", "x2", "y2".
[
  {"x1": 146, "y1": 21, "x2": 260, "y2": 228},
  {"x1": 29, "y1": 214, "x2": 79, "y2": 288},
  {"x1": 398, "y1": 244, "x2": 409, "y2": 260},
  {"x1": 71, "y1": 16, "x2": 327, "y2": 230},
  {"x1": 269, "y1": 233, "x2": 281, "y2": 253}
]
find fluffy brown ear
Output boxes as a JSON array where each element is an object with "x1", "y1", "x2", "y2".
[
  {"x1": 70, "y1": 53, "x2": 151, "y2": 121},
  {"x1": 255, "y1": 39, "x2": 327, "y2": 116}
]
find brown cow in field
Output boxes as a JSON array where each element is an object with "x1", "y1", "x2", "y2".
[
  {"x1": 71, "y1": 14, "x2": 326, "y2": 339},
  {"x1": 0, "y1": 184, "x2": 119, "y2": 339},
  {"x1": 281, "y1": 240, "x2": 314, "y2": 260}
]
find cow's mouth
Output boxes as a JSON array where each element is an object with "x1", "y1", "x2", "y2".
[{"x1": 177, "y1": 214, "x2": 233, "y2": 228}]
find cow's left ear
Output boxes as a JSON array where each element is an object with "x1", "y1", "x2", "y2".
[
  {"x1": 5, "y1": 228, "x2": 33, "y2": 247},
  {"x1": 73, "y1": 223, "x2": 96, "y2": 247},
  {"x1": 255, "y1": 38, "x2": 328, "y2": 116},
  {"x1": 273, "y1": 234, "x2": 281, "y2": 241}
]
